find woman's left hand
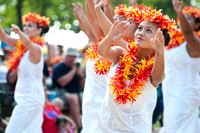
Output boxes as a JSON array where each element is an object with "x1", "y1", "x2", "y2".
[
  {"x1": 11, "y1": 24, "x2": 21, "y2": 34},
  {"x1": 151, "y1": 28, "x2": 165, "y2": 54}
]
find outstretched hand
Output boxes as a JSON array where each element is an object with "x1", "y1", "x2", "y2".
[
  {"x1": 95, "y1": 0, "x2": 108, "y2": 10},
  {"x1": 11, "y1": 24, "x2": 21, "y2": 34},
  {"x1": 129, "y1": 0, "x2": 137, "y2": 6},
  {"x1": 72, "y1": 3, "x2": 84, "y2": 20},
  {"x1": 108, "y1": 20, "x2": 129, "y2": 41},
  {"x1": 172, "y1": 0, "x2": 183, "y2": 14},
  {"x1": 151, "y1": 28, "x2": 165, "y2": 54}
]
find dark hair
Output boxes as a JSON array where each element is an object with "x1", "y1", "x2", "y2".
[
  {"x1": 162, "y1": 29, "x2": 170, "y2": 46},
  {"x1": 195, "y1": 17, "x2": 200, "y2": 31},
  {"x1": 37, "y1": 24, "x2": 49, "y2": 36},
  {"x1": 55, "y1": 116, "x2": 68, "y2": 127}
]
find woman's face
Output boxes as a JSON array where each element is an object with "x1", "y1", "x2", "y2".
[
  {"x1": 134, "y1": 21, "x2": 158, "y2": 49},
  {"x1": 23, "y1": 21, "x2": 41, "y2": 38}
]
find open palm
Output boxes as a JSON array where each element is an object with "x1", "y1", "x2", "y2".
[{"x1": 172, "y1": 0, "x2": 183, "y2": 13}]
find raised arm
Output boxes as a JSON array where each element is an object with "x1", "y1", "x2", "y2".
[
  {"x1": 150, "y1": 28, "x2": 165, "y2": 87},
  {"x1": 172, "y1": 0, "x2": 200, "y2": 57},
  {"x1": 95, "y1": 0, "x2": 113, "y2": 35},
  {"x1": 103, "y1": 0, "x2": 114, "y2": 23},
  {"x1": 97, "y1": 21, "x2": 128, "y2": 64},
  {"x1": 85, "y1": 0, "x2": 104, "y2": 40},
  {"x1": 0, "y1": 23, "x2": 18, "y2": 47},
  {"x1": 73, "y1": 3, "x2": 97, "y2": 43},
  {"x1": 11, "y1": 24, "x2": 42, "y2": 64}
]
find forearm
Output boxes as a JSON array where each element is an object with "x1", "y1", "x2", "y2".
[
  {"x1": 95, "y1": 7, "x2": 113, "y2": 35},
  {"x1": 151, "y1": 51, "x2": 165, "y2": 86},
  {"x1": 0, "y1": 27, "x2": 17, "y2": 47},
  {"x1": 78, "y1": 15, "x2": 98, "y2": 43},
  {"x1": 177, "y1": 11, "x2": 193, "y2": 37},
  {"x1": 104, "y1": 2, "x2": 114, "y2": 23},
  {"x1": 58, "y1": 68, "x2": 77, "y2": 87},
  {"x1": 97, "y1": 35, "x2": 113, "y2": 58},
  {"x1": 85, "y1": 1, "x2": 104, "y2": 40}
]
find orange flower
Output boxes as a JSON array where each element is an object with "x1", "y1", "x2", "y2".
[
  {"x1": 23, "y1": 13, "x2": 50, "y2": 28},
  {"x1": 7, "y1": 37, "x2": 45, "y2": 70}
]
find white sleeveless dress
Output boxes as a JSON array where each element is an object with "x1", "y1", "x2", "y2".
[
  {"x1": 97, "y1": 64, "x2": 156, "y2": 133},
  {"x1": 159, "y1": 42, "x2": 200, "y2": 133},
  {"x1": 81, "y1": 60, "x2": 107, "y2": 133},
  {"x1": 5, "y1": 47, "x2": 45, "y2": 133}
]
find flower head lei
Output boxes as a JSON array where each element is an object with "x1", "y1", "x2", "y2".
[
  {"x1": 22, "y1": 13, "x2": 50, "y2": 28},
  {"x1": 183, "y1": 6, "x2": 200, "y2": 19},
  {"x1": 167, "y1": 6, "x2": 200, "y2": 50},
  {"x1": 109, "y1": 7, "x2": 176, "y2": 104},
  {"x1": 115, "y1": 4, "x2": 127, "y2": 19}
]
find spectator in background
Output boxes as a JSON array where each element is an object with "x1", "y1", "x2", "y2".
[
  {"x1": 42, "y1": 86, "x2": 75, "y2": 133},
  {"x1": 52, "y1": 47, "x2": 84, "y2": 132}
]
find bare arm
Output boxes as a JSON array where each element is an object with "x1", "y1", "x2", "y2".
[
  {"x1": 11, "y1": 24, "x2": 41, "y2": 64},
  {"x1": 0, "y1": 23, "x2": 17, "y2": 47},
  {"x1": 85, "y1": 0, "x2": 104, "y2": 40},
  {"x1": 57, "y1": 66, "x2": 78, "y2": 87},
  {"x1": 73, "y1": 3, "x2": 97, "y2": 43},
  {"x1": 104, "y1": 0, "x2": 114, "y2": 23},
  {"x1": 173, "y1": 0, "x2": 200, "y2": 57},
  {"x1": 150, "y1": 29, "x2": 165, "y2": 87},
  {"x1": 63, "y1": 115, "x2": 76, "y2": 128}
]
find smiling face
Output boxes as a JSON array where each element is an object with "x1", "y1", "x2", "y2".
[
  {"x1": 23, "y1": 21, "x2": 42, "y2": 38},
  {"x1": 134, "y1": 21, "x2": 158, "y2": 49}
]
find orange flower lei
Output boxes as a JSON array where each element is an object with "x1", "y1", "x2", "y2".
[
  {"x1": 84, "y1": 37, "x2": 112, "y2": 75},
  {"x1": 7, "y1": 37, "x2": 45, "y2": 70},
  {"x1": 167, "y1": 29, "x2": 200, "y2": 50},
  {"x1": 109, "y1": 42, "x2": 154, "y2": 104},
  {"x1": 183, "y1": 6, "x2": 200, "y2": 19},
  {"x1": 23, "y1": 13, "x2": 50, "y2": 28}
]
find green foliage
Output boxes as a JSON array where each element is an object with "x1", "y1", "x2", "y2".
[{"x1": 0, "y1": 0, "x2": 192, "y2": 33}]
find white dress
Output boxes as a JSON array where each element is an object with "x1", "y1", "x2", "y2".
[
  {"x1": 81, "y1": 60, "x2": 107, "y2": 133},
  {"x1": 5, "y1": 47, "x2": 45, "y2": 133},
  {"x1": 97, "y1": 64, "x2": 156, "y2": 133},
  {"x1": 159, "y1": 42, "x2": 200, "y2": 133}
]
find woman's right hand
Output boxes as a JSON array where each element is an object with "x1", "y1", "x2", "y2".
[
  {"x1": 95, "y1": 0, "x2": 107, "y2": 10},
  {"x1": 172, "y1": 0, "x2": 183, "y2": 14},
  {"x1": 11, "y1": 24, "x2": 21, "y2": 34},
  {"x1": 107, "y1": 20, "x2": 129, "y2": 42}
]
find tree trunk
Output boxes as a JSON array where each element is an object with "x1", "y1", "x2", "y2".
[{"x1": 16, "y1": 0, "x2": 23, "y2": 30}]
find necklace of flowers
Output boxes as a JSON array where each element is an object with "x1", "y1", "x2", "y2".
[
  {"x1": 109, "y1": 42, "x2": 155, "y2": 104},
  {"x1": 7, "y1": 36, "x2": 45, "y2": 70},
  {"x1": 167, "y1": 29, "x2": 200, "y2": 50},
  {"x1": 84, "y1": 36, "x2": 112, "y2": 75}
]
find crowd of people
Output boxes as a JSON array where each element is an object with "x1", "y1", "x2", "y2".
[{"x1": 0, "y1": 0, "x2": 200, "y2": 133}]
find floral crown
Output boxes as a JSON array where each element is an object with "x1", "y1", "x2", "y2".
[
  {"x1": 183, "y1": 6, "x2": 200, "y2": 19},
  {"x1": 115, "y1": 4, "x2": 127, "y2": 18},
  {"x1": 125, "y1": 4, "x2": 149, "y2": 24},
  {"x1": 139, "y1": 7, "x2": 176, "y2": 32},
  {"x1": 22, "y1": 13, "x2": 50, "y2": 28}
]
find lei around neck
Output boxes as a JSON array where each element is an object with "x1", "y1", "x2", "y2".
[
  {"x1": 7, "y1": 37, "x2": 45, "y2": 70},
  {"x1": 109, "y1": 42, "x2": 154, "y2": 104}
]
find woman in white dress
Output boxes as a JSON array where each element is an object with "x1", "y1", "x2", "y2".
[
  {"x1": 0, "y1": 13, "x2": 50, "y2": 133},
  {"x1": 159, "y1": 0, "x2": 200, "y2": 133},
  {"x1": 97, "y1": 7, "x2": 175, "y2": 133}
]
